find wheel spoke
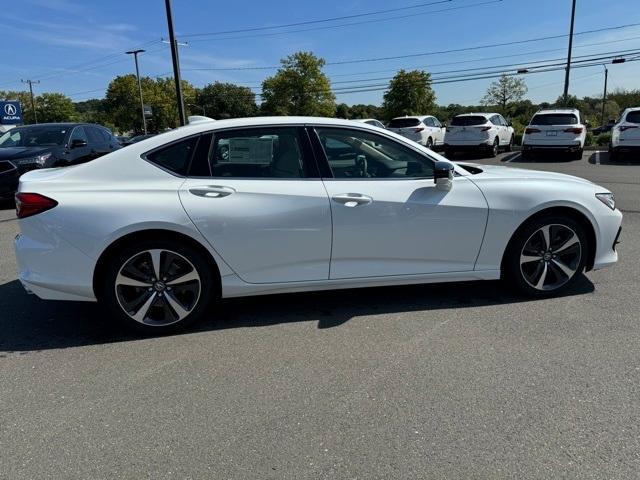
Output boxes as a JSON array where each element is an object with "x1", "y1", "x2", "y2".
[
  {"x1": 551, "y1": 258, "x2": 575, "y2": 278},
  {"x1": 116, "y1": 273, "x2": 152, "y2": 288},
  {"x1": 149, "y1": 249, "x2": 162, "y2": 280},
  {"x1": 164, "y1": 291, "x2": 191, "y2": 320},
  {"x1": 540, "y1": 225, "x2": 551, "y2": 251},
  {"x1": 167, "y1": 270, "x2": 200, "y2": 286},
  {"x1": 520, "y1": 254, "x2": 542, "y2": 264},
  {"x1": 131, "y1": 292, "x2": 157, "y2": 323},
  {"x1": 553, "y1": 233, "x2": 579, "y2": 253},
  {"x1": 535, "y1": 262, "x2": 548, "y2": 289}
]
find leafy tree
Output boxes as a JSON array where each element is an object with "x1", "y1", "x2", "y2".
[
  {"x1": 195, "y1": 82, "x2": 257, "y2": 119},
  {"x1": 335, "y1": 103, "x2": 350, "y2": 118},
  {"x1": 482, "y1": 74, "x2": 528, "y2": 114},
  {"x1": 382, "y1": 70, "x2": 436, "y2": 121},
  {"x1": 349, "y1": 104, "x2": 382, "y2": 119},
  {"x1": 261, "y1": 51, "x2": 335, "y2": 116},
  {"x1": 35, "y1": 93, "x2": 77, "y2": 123}
]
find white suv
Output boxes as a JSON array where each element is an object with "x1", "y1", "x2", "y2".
[
  {"x1": 610, "y1": 107, "x2": 640, "y2": 161},
  {"x1": 522, "y1": 109, "x2": 586, "y2": 160},
  {"x1": 387, "y1": 115, "x2": 445, "y2": 149},
  {"x1": 443, "y1": 113, "x2": 514, "y2": 157}
]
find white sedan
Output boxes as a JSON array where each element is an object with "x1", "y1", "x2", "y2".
[{"x1": 14, "y1": 117, "x2": 622, "y2": 333}]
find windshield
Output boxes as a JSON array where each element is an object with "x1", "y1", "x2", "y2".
[
  {"x1": 451, "y1": 116, "x2": 487, "y2": 126},
  {"x1": 0, "y1": 126, "x2": 68, "y2": 148},
  {"x1": 531, "y1": 114, "x2": 578, "y2": 125},
  {"x1": 388, "y1": 118, "x2": 420, "y2": 128}
]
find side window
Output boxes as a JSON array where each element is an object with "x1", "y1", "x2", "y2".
[
  {"x1": 69, "y1": 126, "x2": 88, "y2": 144},
  {"x1": 85, "y1": 126, "x2": 104, "y2": 144},
  {"x1": 146, "y1": 136, "x2": 198, "y2": 175},
  {"x1": 432, "y1": 117, "x2": 442, "y2": 128},
  {"x1": 423, "y1": 117, "x2": 435, "y2": 127},
  {"x1": 499, "y1": 115, "x2": 509, "y2": 126},
  {"x1": 315, "y1": 128, "x2": 434, "y2": 179},
  {"x1": 490, "y1": 115, "x2": 502, "y2": 126},
  {"x1": 209, "y1": 127, "x2": 307, "y2": 178}
]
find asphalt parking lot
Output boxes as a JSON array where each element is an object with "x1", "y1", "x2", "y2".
[{"x1": 1, "y1": 150, "x2": 639, "y2": 479}]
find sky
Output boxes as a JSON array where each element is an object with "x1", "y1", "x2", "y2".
[{"x1": 1, "y1": 0, "x2": 639, "y2": 108}]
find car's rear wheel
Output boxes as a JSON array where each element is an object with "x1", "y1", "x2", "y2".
[
  {"x1": 489, "y1": 137, "x2": 499, "y2": 157},
  {"x1": 426, "y1": 137, "x2": 433, "y2": 149},
  {"x1": 506, "y1": 135, "x2": 514, "y2": 152},
  {"x1": 609, "y1": 144, "x2": 619, "y2": 162},
  {"x1": 101, "y1": 240, "x2": 215, "y2": 334},
  {"x1": 504, "y1": 215, "x2": 587, "y2": 297},
  {"x1": 571, "y1": 148, "x2": 584, "y2": 160}
]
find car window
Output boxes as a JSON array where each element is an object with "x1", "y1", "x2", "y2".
[
  {"x1": 432, "y1": 117, "x2": 442, "y2": 128},
  {"x1": 315, "y1": 127, "x2": 434, "y2": 179},
  {"x1": 451, "y1": 116, "x2": 487, "y2": 126},
  {"x1": 626, "y1": 111, "x2": 640, "y2": 123},
  {"x1": 209, "y1": 127, "x2": 306, "y2": 178},
  {"x1": 489, "y1": 115, "x2": 500, "y2": 125},
  {"x1": 388, "y1": 118, "x2": 421, "y2": 128},
  {"x1": 499, "y1": 116, "x2": 508, "y2": 126},
  {"x1": 531, "y1": 114, "x2": 578, "y2": 125},
  {"x1": 146, "y1": 136, "x2": 198, "y2": 175},
  {"x1": 69, "y1": 126, "x2": 88, "y2": 144},
  {"x1": 423, "y1": 117, "x2": 435, "y2": 127}
]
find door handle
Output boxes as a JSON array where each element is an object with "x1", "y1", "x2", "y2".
[
  {"x1": 332, "y1": 193, "x2": 373, "y2": 207},
  {"x1": 189, "y1": 185, "x2": 236, "y2": 198}
]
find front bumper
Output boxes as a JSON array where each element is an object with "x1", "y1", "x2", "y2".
[{"x1": 592, "y1": 208, "x2": 623, "y2": 271}]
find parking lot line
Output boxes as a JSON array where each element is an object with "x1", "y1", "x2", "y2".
[{"x1": 505, "y1": 152, "x2": 521, "y2": 162}]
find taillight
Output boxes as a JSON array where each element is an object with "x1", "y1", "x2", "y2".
[
  {"x1": 525, "y1": 127, "x2": 541, "y2": 134},
  {"x1": 564, "y1": 127, "x2": 584, "y2": 134},
  {"x1": 479, "y1": 126, "x2": 491, "y2": 132},
  {"x1": 15, "y1": 193, "x2": 58, "y2": 219},
  {"x1": 620, "y1": 125, "x2": 638, "y2": 132},
  {"x1": 413, "y1": 127, "x2": 425, "y2": 133}
]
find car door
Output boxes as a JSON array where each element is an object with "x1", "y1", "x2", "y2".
[
  {"x1": 431, "y1": 117, "x2": 445, "y2": 145},
  {"x1": 179, "y1": 126, "x2": 332, "y2": 284},
  {"x1": 311, "y1": 126, "x2": 488, "y2": 279},
  {"x1": 85, "y1": 126, "x2": 110, "y2": 158},
  {"x1": 66, "y1": 126, "x2": 92, "y2": 165},
  {"x1": 498, "y1": 115, "x2": 512, "y2": 143}
]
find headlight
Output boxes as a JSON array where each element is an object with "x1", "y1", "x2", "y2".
[
  {"x1": 15, "y1": 153, "x2": 52, "y2": 167},
  {"x1": 596, "y1": 192, "x2": 616, "y2": 210}
]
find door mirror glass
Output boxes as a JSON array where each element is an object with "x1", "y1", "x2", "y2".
[
  {"x1": 433, "y1": 161, "x2": 454, "y2": 191},
  {"x1": 71, "y1": 138, "x2": 87, "y2": 148}
]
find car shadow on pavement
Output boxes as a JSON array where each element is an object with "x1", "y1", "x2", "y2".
[
  {"x1": 588, "y1": 151, "x2": 640, "y2": 165},
  {"x1": 0, "y1": 275, "x2": 595, "y2": 352},
  {"x1": 505, "y1": 152, "x2": 579, "y2": 163}
]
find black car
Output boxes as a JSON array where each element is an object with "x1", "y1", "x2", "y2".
[
  {"x1": 0, "y1": 122, "x2": 120, "y2": 197},
  {"x1": 122, "y1": 133, "x2": 156, "y2": 146}
]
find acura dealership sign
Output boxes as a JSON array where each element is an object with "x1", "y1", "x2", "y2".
[{"x1": 0, "y1": 101, "x2": 23, "y2": 125}]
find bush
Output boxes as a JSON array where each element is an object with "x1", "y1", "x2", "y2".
[
  {"x1": 596, "y1": 133, "x2": 611, "y2": 146},
  {"x1": 514, "y1": 134, "x2": 523, "y2": 146},
  {"x1": 584, "y1": 132, "x2": 594, "y2": 146}
]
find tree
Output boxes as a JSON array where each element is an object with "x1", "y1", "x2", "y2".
[
  {"x1": 335, "y1": 103, "x2": 350, "y2": 118},
  {"x1": 36, "y1": 93, "x2": 77, "y2": 123},
  {"x1": 349, "y1": 104, "x2": 382, "y2": 119},
  {"x1": 261, "y1": 51, "x2": 335, "y2": 116},
  {"x1": 482, "y1": 74, "x2": 528, "y2": 114},
  {"x1": 196, "y1": 82, "x2": 257, "y2": 119},
  {"x1": 382, "y1": 70, "x2": 436, "y2": 120}
]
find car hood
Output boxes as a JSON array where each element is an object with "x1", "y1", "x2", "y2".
[
  {"x1": 459, "y1": 162, "x2": 593, "y2": 186},
  {"x1": 0, "y1": 146, "x2": 56, "y2": 160}
]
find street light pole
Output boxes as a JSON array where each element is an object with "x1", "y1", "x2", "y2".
[
  {"x1": 562, "y1": 0, "x2": 577, "y2": 105},
  {"x1": 165, "y1": 0, "x2": 186, "y2": 126},
  {"x1": 601, "y1": 65, "x2": 608, "y2": 127},
  {"x1": 125, "y1": 49, "x2": 147, "y2": 135},
  {"x1": 21, "y1": 79, "x2": 40, "y2": 124}
]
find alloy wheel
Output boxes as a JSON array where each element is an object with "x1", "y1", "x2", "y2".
[
  {"x1": 115, "y1": 249, "x2": 201, "y2": 326},
  {"x1": 519, "y1": 224, "x2": 582, "y2": 291}
]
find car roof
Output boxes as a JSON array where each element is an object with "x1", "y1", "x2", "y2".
[
  {"x1": 453, "y1": 113, "x2": 497, "y2": 118},
  {"x1": 535, "y1": 108, "x2": 580, "y2": 115},
  {"x1": 390, "y1": 115, "x2": 429, "y2": 120},
  {"x1": 623, "y1": 107, "x2": 640, "y2": 113}
]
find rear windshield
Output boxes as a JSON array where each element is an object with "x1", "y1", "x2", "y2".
[
  {"x1": 451, "y1": 116, "x2": 487, "y2": 126},
  {"x1": 531, "y1": 114, "x2": 578, "y2": 126},
  {"x1": 388, "y1": 118, "x2": 420, "y2": 128},
  {"x1": 626, "y1": 111, "x2": 640, "y2": 123}
]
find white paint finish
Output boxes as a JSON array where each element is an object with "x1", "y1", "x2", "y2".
[
  {"x1": 522, "y1": 108, "x2": 587, "y2": 149},
  {"x1": 179, "y1": 179, "x2": 332, "y2": 283},
  {"x1": 387, "y1": 115, "x2": 446, "y2": 147},
  {"x1": 611, "y1": 107, "x2": 640, "y2": 149},
  {"x1": 12, "y1": 116, "x2": 622, "y2": 303},
  {"x1": 322, "y1": 176, "x2": 488, "y2": 278},
  {"x1": 444, "y1": 113, "x2": 514, "y2": 148}
]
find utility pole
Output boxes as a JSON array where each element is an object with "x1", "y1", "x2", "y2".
[
  {"x1": 165, "y1": 0, "x2": 186, "y2": 126},
  {"x1": 562, "y1": 0, "x2": 577, "y2": 105},
  {"x1": 601, "y1": 65, "x2": 608, "y2": 127},
  {"x1": 21, "y1": 79, "x2": 40, "y2": 124},
  {"x1": 126, "y1": 49, "x2": 147, "y2": 134}
]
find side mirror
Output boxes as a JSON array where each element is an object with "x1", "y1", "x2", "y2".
[
  {"x1": 71, "y1": 139, "x2": 88, "y2": 148},
  {"x1": 441, "y1": 123, "x2": 447, "y2": 129},
  {"x1": 434, "y1": 161, "x2": 454, "y2": 191}
]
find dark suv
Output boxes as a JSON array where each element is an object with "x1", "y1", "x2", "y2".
[{"x1": 0, "y1": 123, "x2": 120, "y2": 198}]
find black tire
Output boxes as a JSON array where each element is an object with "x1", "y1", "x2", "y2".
[
  {"x1": 489, "y1": 137, "x2": 499, "y2": 158},
  {"x1": 503, "y1": 215, "x2": 588, "y2": 297},
  {"x1": 609, "y1": 145, "x2": 619, "y2": 162},
  {"x1": 426, "y1": 137, "x2": 433, "y2": 150},
  {"x1": 101, "y1": 239, "x2": 216, "y2": 334},
  {"x1": 571, "y1": 148, "x2": 583, "y2": 161},
  {"x1": 506, "y1": 135, "x2": 514, "y2": 152}
]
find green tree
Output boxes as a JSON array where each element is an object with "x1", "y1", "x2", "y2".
[
  {"x1": 349, "y1": 104, "x2": 382, "y2": 119},
  {"x1": 482, "y1": 74, "x2": 528, "y2": 115},
  {"x1": 335, "y1": 103, "x2": 350, "y2": 119},
  {"x1": 382, "y1": 70, "x2": 436, "y2": 120},
  {"x1": 261, "y1": 51, "x2": 335, "y2": 116},
  {"x1": 195, "y1": 82, "x2": 257, "y2": 119},
  {"x1": 35, "y1": 93, "x2": 77, "y2": 123}
]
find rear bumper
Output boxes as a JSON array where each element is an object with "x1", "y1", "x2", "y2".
[
  {"x1": 522, "y1": 143, "x2": 582, "y2": 153},
  {"x1": 611, "y1": 144, "x2": 640, "y2": 153},
  {"x1": 444, "y1": 141, "x2": 493, "y2": 150}
]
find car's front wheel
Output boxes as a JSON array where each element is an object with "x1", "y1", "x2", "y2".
[
  {"x1": 101, "y1": 240, "x2": 215, "y2": 334},
  {"x1": 504, "y1": 215, "x2": 588, "y2": 297}
]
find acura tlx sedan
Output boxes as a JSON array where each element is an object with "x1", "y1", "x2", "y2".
[{"x1": 13, "y1": 117, "x2": 622, "y2": 333}]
